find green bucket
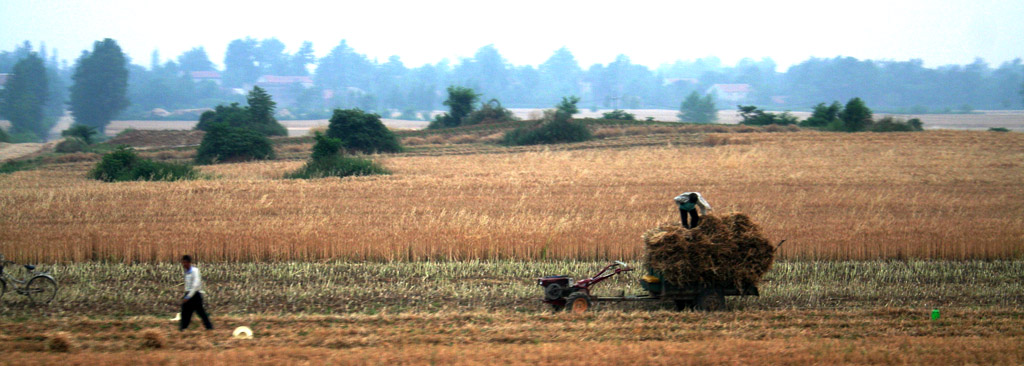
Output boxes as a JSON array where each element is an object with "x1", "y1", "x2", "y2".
[{"x1": 931, "y1": 308, "x2": 940, "y2": 320}]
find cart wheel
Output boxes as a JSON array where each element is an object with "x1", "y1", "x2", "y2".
[
  {"x1": 695, "y1": 289, "x2": 724, "y2": 311},
  {"x1": 674, "y1": 299, "x2": 695, "y2": 311},
  {"x1": 565, "y1": 292, "x2": 592, "y2": 314},
  {"x1": 543, "y1": 283, "x2": 565, "y2": 301}
]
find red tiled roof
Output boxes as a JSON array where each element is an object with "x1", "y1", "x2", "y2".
[
  {"x1": 711, "y1": 84, "x2": 752, "y2": 93},
  {"x1": 189, "y1": 71, "x2": 221, "y2": 79},
  {"x1": 257, "y1": 75, "x2": 313, "y2": 84}
]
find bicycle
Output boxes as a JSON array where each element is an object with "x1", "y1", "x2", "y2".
[{"x1": 0, "y1": 254, "x2": 58, "y2": 305}]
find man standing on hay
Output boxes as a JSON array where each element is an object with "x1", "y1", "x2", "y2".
[{"x1": 674, "y1": 192, "x2": 711, "y2": 229}]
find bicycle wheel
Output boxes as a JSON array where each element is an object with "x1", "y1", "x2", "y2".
[{"x1": 26, "y1": 276, "x2": 57, "y2": 305}]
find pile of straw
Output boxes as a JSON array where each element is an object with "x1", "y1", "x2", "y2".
[{"x1": 643, "y1": 213, "x2": 775, "y2": 289}]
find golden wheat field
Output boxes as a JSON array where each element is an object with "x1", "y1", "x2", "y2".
[{"x1": 1, "y1": 130, "x2": 1022, "y2": 263}]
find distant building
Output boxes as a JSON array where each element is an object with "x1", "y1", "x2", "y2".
[
  {"x1": 0, "y1": 73, "x2": 10, "y2": 91},
  {"x1": 663, "y1": 78, "x2": 699, "y2": 87},
  {"x1": 189, "y1": 71, "x2": 222, "y2": 86},
  {"x1": 253, "y1": 75, "x2": 314, "y2": 106},
  {"x1": 706, "y1": 84, "x2": 752, "y2": 103}
]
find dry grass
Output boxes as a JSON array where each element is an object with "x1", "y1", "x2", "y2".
[
  {"x1": 2, "y1": 309, "x2": 1023, "y2": 365},
  {"x1": 0, "y1": 131, "x2": 1022, "y2": 262}
]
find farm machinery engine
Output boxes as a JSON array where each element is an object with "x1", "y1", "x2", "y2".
[{"x1": 538, "y1": 261, "x2": 633, "y2": 313}]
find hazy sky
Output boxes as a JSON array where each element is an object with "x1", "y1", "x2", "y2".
[{"x1": 1, "y1": 0, "x2": 1022, "y2": 71}]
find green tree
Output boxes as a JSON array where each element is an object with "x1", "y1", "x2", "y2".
[
  {"x1": 223, "y1": 38, "x2": 259, "y2": 87},
  {"x1": 555, "y1": 95, "x2": 580, "y2": 117},
  {"x1": 677, "y1": 91, "x2": 717, "y2": 123},
  {"x1": 838, "y1": 97, "x2": 873, "y2": 132},
  {"x1": 195, "y1": 87, "x2": 286, "y2": 137},
  {"x1": 177, "y1": 47, "x2": 215, "y2": 72},
  {"x1": 246, "y1": 86, "x2": 286, "y2": 136},
  {"x1": 800, "y1": 101, "x2": 842, "y2": 127},
  {"x1": 69, "y1": 38, "x2": 129, "y2": 134},
  {"x1": 0, "y1": 52, "x2": 48, "y2": 140},
  {"x1": 325, "y1": 109, "x2": 401, "y2": 153},
  {"x1": 429, "y1": 86, "x2": 480, "y2": 128}
]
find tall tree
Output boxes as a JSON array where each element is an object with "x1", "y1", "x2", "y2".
[
  {"x1": 289, "y1": 41, "x2": 315, "y2": 76},
  {"x1": 838, "y1": 97, "x2": 873, "y2": 132},
  {"x1": 69, "y1": 39, "x2": 129, "y2": 134},
  {"x1": 223, "y1": 38, "x2": 259, "y2": 87},
  {"x1": 539, "y1": 47, "x2": 582, "y2": 102},
  {"x1": 315, "y1": 40, "x2": 372, "y2": 90},
  {"x1": 257, "y1": 38, "x2": 289, "y2": 75},
  {"x1": 0, "y1": 52, "x2": 49, "y2": 140},
  {"x1": 178, "y1": 47, "x2": 215, "y2": 72},
  {"x1": 677, "y1": 91, "x2": 717, "y2": 123}
]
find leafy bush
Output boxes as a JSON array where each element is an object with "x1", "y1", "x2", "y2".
[
  {"x1": 464, "y1": 99, "x2": 518, "y2": 125},
  {"x1": 61, "y1": 124, "x2": 100, "y2": 144},
  {"x1": 285, "y1": 155, "x2": 389, "y2": 179},
  {"x1": 503, "y1": 116, "x2": 591, "y2": 146},
  {"x1": 286, "y1": 131, "x2": 389, "y2": 179},
  {"x1": 326, "y1": 109, "x2": 401, "y2": 153},
  {"x1": 0, "y1": 160, "x2": 35, "y2": 174},
  {"x1": 0, "y1": 128, "x2": 9, "y2": 143},
  {"x1": 988, "y1": 127, "x2": 1010, "y2": 132},
  {"x1": 195, "y1": 123, "x2": 276, "y2": 164},
  {"x1": 90, "y1": 146, "x2": 197, "y2": 182},
  {"x1": 503, "y1": 97, "x2": 591, "y2": 146},
  {"x1": 737, "y1": 105, "x2": 798, "y2": 125},
  {"x1": 602, "y1": 109, "x2": 636, "y2": 120},
  {"x1": 800, "y1": 102, "x2": 842, "y2": 128},
  {"x1": 868, "y1": 116, "x2": 924, "y2": 132},
  {"x1": 55, "y1": 137, "x2": 89, "y2": 153},
  {"x1": 194, "y1": 87, "x2": 287, "y2": 137}
]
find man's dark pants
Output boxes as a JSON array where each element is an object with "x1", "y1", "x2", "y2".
[
  {"x1": 180, "y1": 293, "x2": 213, "y2": 330},
  {"x1": 680, "y1": 208, "x2": 700, "y2": 229}
]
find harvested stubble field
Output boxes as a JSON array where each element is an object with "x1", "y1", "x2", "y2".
[
  {"x1": 0, "y1": 261, "x2": 1022, "y2": 365},
  {"x1": 1, "y1": 130, "x2": 1023, "y2": 262},
  {"x1": 0, "y1": 261, "x2": 1021, "y2": 316},
  {"x1": 2, "y1": 308, "x2": 1023, "y2": 365}
]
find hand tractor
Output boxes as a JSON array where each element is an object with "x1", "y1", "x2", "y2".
[{"x1": 538, "y1": 261, "x2": 759, "y2": 313}]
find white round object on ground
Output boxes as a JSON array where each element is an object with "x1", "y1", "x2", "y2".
[
  {"x1": 232, "y1": 326, "x2": 254, "y2": 339},
  {"x1": 170, "y1": 313, "x2": 181, "y2": 321}
]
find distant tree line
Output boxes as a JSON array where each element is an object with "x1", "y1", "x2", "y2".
[{"x1": 3, "y1": 39, "x2": 1024, "y2": 142}]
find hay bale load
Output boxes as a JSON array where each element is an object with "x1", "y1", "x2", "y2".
[{"x1": 643, "y1": 213, "x2": 775, "y2": 289}]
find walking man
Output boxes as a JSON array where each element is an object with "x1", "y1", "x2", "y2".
[
  {"x1": 179, "y1": 255, "x2": 213, "y2": 331},
  {"x1": 674, "y1": 192, "x2": 711, "y2": 229}
]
